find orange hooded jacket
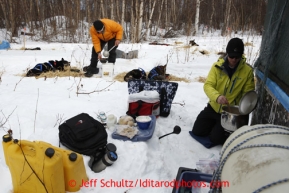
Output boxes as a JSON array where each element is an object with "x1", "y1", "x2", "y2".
[{"x1": 90, "y1": 19, "x2": 123, "y2": 53}]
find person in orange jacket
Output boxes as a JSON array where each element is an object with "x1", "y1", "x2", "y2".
[{"x1": 84, "y1": 19, "x2": 123, "y2": 77}]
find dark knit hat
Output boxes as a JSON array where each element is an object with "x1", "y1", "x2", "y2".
[
  {"x1": 93, "y1": 20, "x2": 104, "y2": 31},
  {"x1": 226, "y1": 38, "x2": 244, "y2": 57}
]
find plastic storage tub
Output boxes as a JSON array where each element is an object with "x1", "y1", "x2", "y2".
[{"x1": 172, "y1": 167, "x2": 212, "y2": 193}]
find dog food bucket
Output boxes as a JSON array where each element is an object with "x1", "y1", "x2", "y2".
[
  {"x1": 102, "y1": 63, "x2": 114, "y2": 80},
  {"x1": 221, "y1": 91, "x2": 258, "y2": 132}
]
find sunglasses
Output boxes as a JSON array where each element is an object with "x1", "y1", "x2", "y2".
[{"x1": 228, "y1": 55, "x2": 241, "y2": 59}]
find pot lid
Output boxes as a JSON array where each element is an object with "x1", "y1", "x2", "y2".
[{"x1": 239, "y1": 90, "x2": 258, "y2": 114}]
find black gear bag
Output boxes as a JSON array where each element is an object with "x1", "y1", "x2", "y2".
[{"x1": 59, "y1": 113, "x2": 107, "y2": 155}]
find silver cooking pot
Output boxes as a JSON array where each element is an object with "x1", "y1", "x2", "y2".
[{"x1": 221, "y1": 91, "x2": 258, "y2": 133}]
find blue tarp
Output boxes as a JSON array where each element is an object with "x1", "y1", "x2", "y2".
[{"x1": 0, "y1": 40, "x2": 10, "y2": 50}]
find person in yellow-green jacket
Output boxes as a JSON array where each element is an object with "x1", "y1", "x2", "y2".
[
  {"x1": 191, "y1": 38, "x2": 255, "y2": 147},
  {"x1": 84, "y1": 19, "x2": 123, "y2": 77}
]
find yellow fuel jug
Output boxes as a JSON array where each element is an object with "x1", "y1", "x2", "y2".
[
  {"x1": 6, "y1": 139, "x2": 65, "y2": 193},
  {"x1": 34, "y1": 141, "x2": 88, "y2": 192},
  {"x1": 2, "y1": 134, "x2": 13, "y2": 166}
]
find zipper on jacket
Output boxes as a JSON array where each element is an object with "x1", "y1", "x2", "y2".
[
  {"x1": 229, "y1": 78, "x2": 237, "y2": 93},
  {"x1": 101, "y1": 32, "x2": 106, "y2": 41}
]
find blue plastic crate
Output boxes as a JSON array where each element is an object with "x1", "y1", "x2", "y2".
[{"x1": 174, "y1": 170, "x2": 212, "y2": 193}]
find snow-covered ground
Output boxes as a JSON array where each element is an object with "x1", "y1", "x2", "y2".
[{"x1": 0, "y1": 33, "x2": 262, "y2": 193}]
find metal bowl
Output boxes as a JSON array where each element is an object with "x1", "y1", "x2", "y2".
[
  {"x1": 221, "y1": 106, "x2": 249, "y2": 133},
  {"x1": 238, "y1": 90, "x2": 258, "y2": 115}
]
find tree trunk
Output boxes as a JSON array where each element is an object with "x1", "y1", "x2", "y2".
[
  {"x1": 257, "y1": 0, "x2": 263, "y2": 34},
  {"x1": 164, "y1": 0, "x2": 168, "y2": 31},
  {"x1": 115, "y1": 0, "x2": 120, "y2": 22},
  {"x1": 8, "y1": 0, "x2": 16, "y2": 37},
  {"x1": 100, "y1": 0, "x2": 105, "y2": 18},
  {"x1": 222, "y1": 0, "x2": 232, "y2": 36},
  {"x1": 171, "y1": 0, "x2": 176, "y2": 27},
  {"x1": 194, "y1": 0, "x2": 201, "y2": 35},
  {"x1": 0, "y1": 0, "x2": 9, "y2": 36},
  {"x1": 154, "y1": 0, "x2": 164, "y2": 35},
  {"x1": 144, "y1": 0, "x2": 156, "y2": 40},
  {"x1": 209, "y1": 0, "x2": 215, "y2": 32},
  {"x1": 110, "y1": 0, "x2": 114, "y2": 20},
  {"x1": 130, "y1": 0, "x2": 136, "y2": 43},
  {"x1": 137, "y1": 0, "x2": 144, "y2": 42},
  {"x1": 86, "y1": 0, "x2": 91, "y2": 23},
  {"x1": 121, "y1": 0, "x2": 126, "y2": 39}
]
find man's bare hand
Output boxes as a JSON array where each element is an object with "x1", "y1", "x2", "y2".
[{"x1": 217, "y1": 95, "x2": 229, "y2": 105}]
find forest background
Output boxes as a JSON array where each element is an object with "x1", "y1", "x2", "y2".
[{"x1": 0, "y1": 0, "x2": 266, "y2": 43}]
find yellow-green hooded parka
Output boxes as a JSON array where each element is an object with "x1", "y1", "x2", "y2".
[{"x1": 204, "y1": 55, "x2": 255, "y2": 113}]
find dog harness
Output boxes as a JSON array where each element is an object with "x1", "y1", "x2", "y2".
[
  {"x1": 138, "y1": 68, "x2": 146, "y2": 79},
  {"x1": 149, "y1": 67, "x2": 160, "y2": 80}
]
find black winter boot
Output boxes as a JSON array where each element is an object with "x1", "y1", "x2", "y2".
[{"x1": 84, "y1": 67, "x2": 99, "y2": 77}]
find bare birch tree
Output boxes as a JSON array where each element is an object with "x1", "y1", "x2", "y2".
[
  {"x1": 222, "y1": 0, "x2": 232, "y2": 36},
  {"x1": 136, "y1": 0, "x2": 144, "y2": 42},
  {"x1": 154, "y1": 0, "x2": 164, "y2": 36},
  {"x1": 121, "y1": 0, "x2": 126, "y2": 39},
  {"x1": 144, "y1": 0, "x2": 157, "y2": 40},
  {"x1": 209, "y1": 0, "x2": 215, "y2": 32},
  {"x1": 100, "y1": 0, "x2": 105, "y2": 18},
  {"x1": 130, "y1": 0, "x2": 136, "y2": 43},
  {"x1": 0, "y1": 0, "x2": 267, "y2": 43},
  {"x1": 194, "y1": 0, "x2": 201, "y2": 35},
  {"x1": 115, "y1": 0, "x2": 120, "y2": 22},
  {"x1": 110, "y1": 0, "x2": 114, "y2": 20}
]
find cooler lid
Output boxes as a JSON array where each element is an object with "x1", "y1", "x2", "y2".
[{"x1": 239, "y1": 90, "x2": 258, "y2": 114}]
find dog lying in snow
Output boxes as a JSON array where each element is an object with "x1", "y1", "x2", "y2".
[
  {"x1": 124, "y1": 68, "x2": 147, "y2": 82},
  {"x1": 124, "y1": 65, "x2": 168, "y2": 82},
  {"x1": 26, "y1": 58, "x2": 70, "y2": 77},
  {"x1": 147, "y1": 65, "x2": 167, "y2": 81}
]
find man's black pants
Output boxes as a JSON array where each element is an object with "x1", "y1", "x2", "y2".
[
  {"x1": 192, "y1": 104, "x2": 248, "y2": 145},
  {"x1": 90, "y1": 38, "x2": 118, "y2": 68}
]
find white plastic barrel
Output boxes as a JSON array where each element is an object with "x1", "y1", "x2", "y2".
[{"x1": 218, "y1": 124, "x2": 289, "y2": 193}]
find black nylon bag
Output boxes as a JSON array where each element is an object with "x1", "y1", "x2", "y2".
[{"x1": 59, "y1": 113, "x2": 107, "y2": 155}]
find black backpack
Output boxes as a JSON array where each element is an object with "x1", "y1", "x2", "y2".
[{"x1": 58, "y1": 113, "x2": 107, "y2": 156}]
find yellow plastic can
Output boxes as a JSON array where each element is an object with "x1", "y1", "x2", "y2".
[
  {"x1": 2, "y1": 134, "x2": 13, "y2": 166},
  {"x1": 6, "y1": 139, "x2": 65, "y2": 193},
  {"x1": 34, "y1": 141, "x2": 88, "y2": 192}
]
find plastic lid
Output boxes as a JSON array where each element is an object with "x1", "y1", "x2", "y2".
[
  {"x1": 238, "y1": 91, "x2": 258, "y2": 115},
  {"x1": 106, "y1": 143, "x2": 117, "y2": 152},
  {"x1": 45, "y1": 148, "x2": 55, "y2": 158},
  {"x1": 69, "y1": 153, "x2": 78, "y2": 161},
  {"x1": 2, "y1": 134, "x2": 12, "y2": 142}
]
